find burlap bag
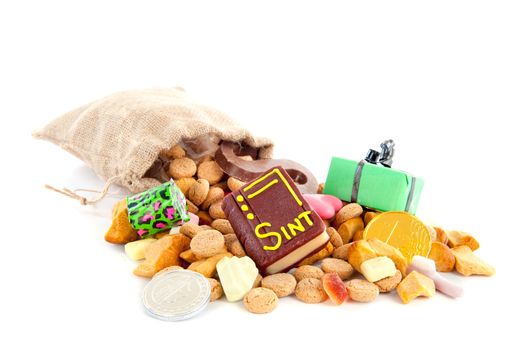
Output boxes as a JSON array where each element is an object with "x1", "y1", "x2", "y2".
[{"x1": 33, "y1": 87, "x2": 274, "y2": 202}]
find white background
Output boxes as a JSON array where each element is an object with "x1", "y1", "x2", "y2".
[{"x1": 1, "y1": 1, "x2": 524, "y2": 349}]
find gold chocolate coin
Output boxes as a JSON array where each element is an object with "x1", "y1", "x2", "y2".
[{"x1": 363, "y1": 211, "x2": 432, "y2": 262}]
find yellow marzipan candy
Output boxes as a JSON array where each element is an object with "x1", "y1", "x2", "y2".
[{"x1": 396, "y1": 271, "x2": 435, "y2": 304}]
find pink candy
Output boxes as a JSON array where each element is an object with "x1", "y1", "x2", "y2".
[
  {"x1": 175, "y1": 212, "x2": 199, "y2": 226},
  {"x1": 407, "y1": 256, "x2": 464, "y2": 298},
  {"x1": 304, "y1": 194, "x2": 343, "y2": 220},
  {"x1": 188, "y1": 212, "x2": 199, "y2": 225}
]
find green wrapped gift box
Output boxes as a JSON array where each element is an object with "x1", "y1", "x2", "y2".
[{"x1": 323, "y1": 157, "x2": 424, "y2": 214}]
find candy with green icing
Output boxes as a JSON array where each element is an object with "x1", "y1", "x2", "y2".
[{"x1": 127, "y1": 181, "x2": 190, "y2": 238}]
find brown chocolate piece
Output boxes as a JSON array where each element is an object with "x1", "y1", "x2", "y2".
[
  {"x1": 215, "y1": 141, "x2": 318, "y2": 194},
  {"x1": 222, "y1": 166, "x2": 329, "y2": 275}
]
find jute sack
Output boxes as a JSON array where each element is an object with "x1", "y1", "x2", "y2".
[{"x1": 33, "y1": 87, "x2": 274, "y2": 203}]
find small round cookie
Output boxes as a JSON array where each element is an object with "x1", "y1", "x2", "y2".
[
  {"x1": 346, "y1": 279, "x2": 379, "y2": 302},
  {"x1": 186, "y1": 200, "x2": 199, "y2": 214},
  {"x1": 293, "y1": 265, "x2": 324, "y2": 281},
  {"x1": 261, "y1": 273, "x2": 297, "y2": 298},
  {"x1": 295, "y1": 278, "x2": 328, "y2": 303},
  {"x1": 327, "y1": 227, "x2": 343, "y2": 248},
  {"x1": 253, "y1": 274, "x2": 263, "y2": 288},
  {"x1": 243, "y1": 288, "x2": 279, "y2": 314},
  {"x1": 208, "y1": 278, "x2": 223, "y2": 301},
  {"x1": 179, "y1": 223, "x2": 201, "y2": 239},
  {"x1": 332, "y1": 243, "x2": 352, "y2": 260},
  {"x1": 168, "y1": 157, "x2": 197, "y2": 179},
  {"x1": 227, "y1": 177, "x2": 245, "y2": 192},
  {"x1": 209, "y1": 201, "x2": 227, "y2": 219},
  {"x1": 188, "y1": 179, "x2": 210, "y2": 206},
  {"x1": 334, "y1": 203, "x2": 363, "y2": 228},
  {"x1": 375, "y1": 270, "x2": 402, "y2": 293},
  {"x1": 321, "y1": 258, "x2": 354, "y2": 280},
  {"x1": 196, "y1": 211, "x2": 213, "y2": 225},
  {"x1": 201, "y1": 186, "x2": 224, "y2": 210},
  {"x1": 190, "y1": 230, "x2": 225, "y2": 259},
  {"x1": 224, "y1": 234, "x2": 246, "y2": 257},
  {"x1": 197, "y1": 161, "x2": 224, "y2": 185},
  {"x1": 175, "y1": 177, "x2": 196, "y2": 197},
  {"x1": 163, "y1": 144, "x2": 186, "y2": 159},
  {"x1": 211, "y1": 219, "x2": 235, "y2": 235}
]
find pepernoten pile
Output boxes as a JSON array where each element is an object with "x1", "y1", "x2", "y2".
[
  {"x1": 35, "y1": 89, "x2": 494, "y2": 320},
  {"x1": 107, "y1": 140, "x2": 495, "y2": 319}
]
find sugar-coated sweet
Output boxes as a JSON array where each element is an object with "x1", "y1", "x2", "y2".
[
  {"x1": 303, "y1": 194, "x2": 343, "y2": 220},
  {"x1": 407, "y1": 256, "x2": 463, "y2": 298}
]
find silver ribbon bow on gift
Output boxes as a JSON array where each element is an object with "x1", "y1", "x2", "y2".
[{"x1": 351, "y1": 140, "x2": 416, "y2": 212}]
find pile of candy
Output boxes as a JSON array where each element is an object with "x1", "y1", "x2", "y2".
[{"x1": 105, "y1": 141, "x2": 495, "y2": 319}]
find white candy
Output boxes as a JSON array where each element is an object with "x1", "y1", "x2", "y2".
[
  {"x1": 408, "y1": 256, "x2": 463, "y2": 298},
  {"x1": 124, "y1": 238, "x2": 157, "y2": 261},
  {"x1": 360, "y1": 256, "x2": 397, "y2": 283},
  {"x1": 216, "y1": 256, "x2": 259, "y2": 302}
]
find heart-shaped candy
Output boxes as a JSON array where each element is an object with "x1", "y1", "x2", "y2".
[{"x1": 304, "y1": 194, "x2": 343, "y2": 220}]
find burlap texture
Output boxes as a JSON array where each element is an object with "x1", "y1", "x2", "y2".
[{"x1": 33, "y1": 87, "x2": 274, "y2": 192}]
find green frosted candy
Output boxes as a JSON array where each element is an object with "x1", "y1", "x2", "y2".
[
  {"x1": 323, "y1": 157, "x2": 423, "y2": 214},
  {"x1": 127, "y1": 181, "x2": 190, "y2": 238}
]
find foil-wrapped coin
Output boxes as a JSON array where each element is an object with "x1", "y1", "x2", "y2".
[
  {"x1": 363, "y1": 211, "x2": 432, "y2": 262},
  {"x1": 142, "y1": 269, "x2": 210, "y2": 321}
]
